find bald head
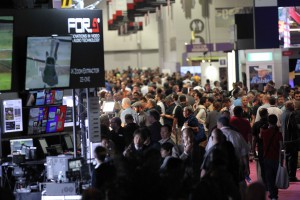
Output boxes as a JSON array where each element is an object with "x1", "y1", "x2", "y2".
[{"x1": 122, "y1": 98, "x2": 131, "y2": 109}]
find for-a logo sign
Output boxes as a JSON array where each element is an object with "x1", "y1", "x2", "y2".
[
  {"x1": 68, "y1": 17, "x2": 101, "y2": 43},
  {"x1": 68, "y1": 18, "x2": 100, "y2": 33}
]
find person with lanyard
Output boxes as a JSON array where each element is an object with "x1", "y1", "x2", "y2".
[{"x1": 260, "y1": 114, "x2": 283, "y2": 200}]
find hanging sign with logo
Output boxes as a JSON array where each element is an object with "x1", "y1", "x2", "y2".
[{"x1": 14, "y1": 9, "x2": 105, "y2": 89}]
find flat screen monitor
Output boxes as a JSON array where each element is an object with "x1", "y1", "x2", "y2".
[
  {"x1": 63, "y1": 96, "x2": 79, "y2": 127},
  {"x1": 38, "y1": 138, "x2": 48, "y2": 154},
  {"x1": 45, "y1": 89, "x2": 64, "y2": 105},
  {"x1": 64, "y1": 135, "x2": 73, "y2": 150},
  {"x1": 28, "y1": 107, "x2": 48, "y2": 135},
  {"x1": 68, "y1": 158, "x2": 83, "y2": 171},
  {"x1": 10, "y1": 138, "x2": 33, "y2": 155},
  {"x1": 2, "y1": 99, "x2": 23, "y2": 133},
  {"x1": 26, "y1": 90, "x2": 46, "y2": 106},
  {"x1": 295, "y1": 59, "x2": 300, "y2": 73},
  {"x1": 46, "y1": 106, "x2": 66, "y2": 133},
  {"x1": 25, "y1": 36, "x2": 72, "y2": 90},
  {"x1": 102, "y1": 101, "x2": 114, "y2": 113},
  {"x1": 0, "y1": 16, "x2": 13, "y2": 91},
  {"x1": 279, "y1": 7, "x2": 300, "y2": 47},
  {"x1": 180, "y1": 66, "x2": 201, "y2": 76}
]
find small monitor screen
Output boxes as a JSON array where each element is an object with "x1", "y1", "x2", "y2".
[
  {"x1": 64, "y1": 135, "x2": 73, "y2": 150},
  {"x1": 0, "y1": 16, "x2": 13, "y2": 91},
  {"x1": 26, "y1": 90, "x2": 46, "y2": 106},
  {"x1": 2, "y1": 99, "x2": 23, "y2": 133},
  {"x1": 38, "y1": 138, "x2": 48, "y2": 154},
  {"x1": 68, "y1": 158, "x2": 83, "y2": 171},
  {"x1": 10, "y1": 138, "x2": 33, "y2": 155},
  {"x1": 63, "y1": 96, "x2": 79, "y2": 127},
  {"x1": 45, "y1": 89, "x2": 64, "y2": 105},
  {"x1": 46, "y1": 106, "x2": 66, "y2": 133},
  {"x1": 295, "y1": 59, "x2": 300, "y2": 73},
  {"x1": 28, "y1": 107, "x2": 48, "y2": 134},
  {"x1": 102, "y1": 101, "x2": 114, "y2": 113},
  {"x1": 25, "y1": 36, "x2": 72, "y2": 90}
]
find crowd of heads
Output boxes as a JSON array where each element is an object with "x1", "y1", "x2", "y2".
[{"x1": 90, "y1": 67, "x2": 300, "y2": 200}]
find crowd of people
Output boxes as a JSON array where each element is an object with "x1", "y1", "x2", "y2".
[{"x1": 87, "y1": 67, "x2": 300, "y2": 200}]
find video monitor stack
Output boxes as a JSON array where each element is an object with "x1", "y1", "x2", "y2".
[{"x1": 26, "y1": 89, "x2": 64, "y2": 107}]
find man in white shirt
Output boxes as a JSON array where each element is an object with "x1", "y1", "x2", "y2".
[
  {"x1": 120, "y1": 98, "x2": 138, "y2": 126},
  {"x1": 267, "y1": 96, "x2": 283, "y2": 128},
  {"x1": 255, "y1": 94, "x2": 270, "y2": 122}
]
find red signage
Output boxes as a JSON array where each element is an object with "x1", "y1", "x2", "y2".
[{"x1": 282, "y1": 51, "x2": 293, "y2": 56}]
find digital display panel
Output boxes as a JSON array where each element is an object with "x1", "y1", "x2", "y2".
[
  {"x1": 10, "y1": 138, "x2": 33, "y2": 155},
  {"x1": 279, "y1": 7, "x2": 300, "y2": 47},
  {"x1": 25, "y1": 36, "x2": 72, "y2": 90},
  {"x1": 0, "y1": 16, "x2": 13, "y2": 91},
  {"x1": 68, "y1": 158, "x2": 83, "y2": 171},
  {"x1": 26, "y1": 90, "x2": 46, "y2": 106},
  {"x1": 2, "y1": 99, "x2": 23, "y2": 133},
  {"x1": 102, "y1": 101, "x2": 114, "y2": 113},
  {"x1": 46, "y1": 106, "x2": 66, "y2": 133},
  {"x1": 28, "y1": 107, "x2": 48, "y2": 134},
  {"x1": 63, "y1": 96, "x2": 79, "y2": 127},
  {"x1": 180, "y1": 66, "x2": 201, "y2": 76},
  {"x1": 45, "y1": 89, "x2": 64, "y2": 105},
  {"x1": 26, "y1": 89, "x2": 63, "y2": 106}
]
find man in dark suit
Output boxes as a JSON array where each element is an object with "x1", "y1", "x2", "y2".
[
  {"x1": 110, "y1": 117, "x2": 126, "y2": 154},
  {"x1": 91, "y1": 146, "x2": 116, "y2": 193},
  {"x1": 124, "y1": 114, "x2": 139, "y2": 146},
  {"x1": 147, "y1": 109, "x2": 162, "y2": 143}
]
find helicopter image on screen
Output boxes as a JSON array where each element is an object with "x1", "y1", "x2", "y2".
[
  {"x1": 25, "y1": 36, "x2": 72, "y2": 90},
  {"x1": 42, "y1": 39, "x2": 59, "y2": 86}
]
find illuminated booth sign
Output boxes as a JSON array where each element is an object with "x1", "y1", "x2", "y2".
[{"x1": 14, "y1": 9, "x2": 105, "y2": 90}]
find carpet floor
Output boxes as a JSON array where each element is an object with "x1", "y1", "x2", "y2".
[{"x1": 249, "y1": 161, "x2": 300, "y2": 200}]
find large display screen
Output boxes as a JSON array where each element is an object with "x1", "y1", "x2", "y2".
[
  {"x1": 46, "y1": 106, "x2": 66, "y2": 133},
  {"x1": 0, "y1": 16, "x2": 13, "y2": 91},
  {"x1": 28, "y1": 107, "x2": 48, "y2": 134},
  {"x1": 25, "y1": 36, "x2": 72, "y2": 90},
  {"x1": 279, "y1": 7, "x2": 300, "y2": 47},
  {"x1": 2, "y1": 99, "x2": 23, "y2": 133},
  {"x1": 180, "y1": 66, "x2": 201, "y2": 76}
]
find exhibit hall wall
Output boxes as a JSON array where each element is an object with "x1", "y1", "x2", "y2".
[{"x1": 91, "y1": 0, "x2": 253, "y2": 70}]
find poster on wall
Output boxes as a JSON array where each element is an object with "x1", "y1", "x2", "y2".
[
  {"x1": 2, "y1": 99, "x2": 23, "y2": 133},
  {"x1": 14, "y1": 9, "x2": 105, "y2": 89},
  {"x1": 248, "y1": 64, "x2": 273, "y2": 91}
]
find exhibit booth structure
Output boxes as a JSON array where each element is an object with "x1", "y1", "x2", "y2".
[
  {"x1": 0, "y1": 9, "x2": 105, "y2": 200},
  {"x1": 235, "y1": 49, "x2": 289, "y2": 92}
]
